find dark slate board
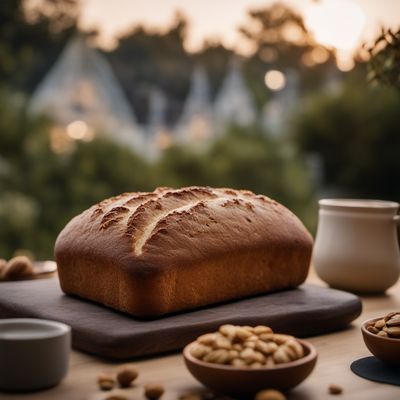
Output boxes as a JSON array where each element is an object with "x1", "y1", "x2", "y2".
[
  {"x1": 351, "y1": 357, "x2": 400, "y2": 386},
  {"x1": 0, "y1": 279, "x2": 362, "y2": 360}
]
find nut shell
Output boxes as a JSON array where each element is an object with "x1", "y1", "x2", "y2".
[
  {"x1": 97, "y1": 373, "x2": 115, "y2": 391},
  {"x1": 144, "y1": 383, "x2": 165, "y2": 400},
  {"x1": 367, "y1": 312, "x2": 400, "y2": 338},
  {"x1": 116, "y1": 366, "x2": 138, "y2": 387},
  {"x1": 2, "y1": 256, "x2": 34, "y2": 280},
  {"x1": 328, "y1": 384, "x2": 343, "y2": 395},
  {"x1": 191, "y1": 325, "x2": 304, "y2": 368}
]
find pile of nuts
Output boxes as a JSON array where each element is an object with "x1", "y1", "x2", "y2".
[
  {"x1": 190, "y1": 324, "x2": 304, "y2": 367},
  {"x1": 366, "y1": 312, "x2": 400, "y2": 338},
  {"x1": 0, "y1": 256, "x2": 34, "y2": 281},
  {"x1": 97, "y1": 365, "x2": 164, "y2": 400}
]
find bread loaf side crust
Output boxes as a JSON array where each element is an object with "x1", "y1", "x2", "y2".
[{"x1": 55, "y1": 187, "x2": 313, "y2": 317}]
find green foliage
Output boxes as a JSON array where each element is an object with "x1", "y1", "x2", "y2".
[
  {"x1": 154, "y1": 127, "x2": 316, "y2": 228},
  {"x1": 293, "y1": 82, "x2": 400, "y2": 200},
  {"x1": 0, "y1": 92, "x2": 316, "y2": 259},
  {"x1": 107, "y1": 13, "x2": 192, "y2": 122},
  {"x1": 0, "y1": 92, "x2": 153, "y2": 258},
  {"x1": 238, "y1": 3, "x2": 336, "y2": 100},
  {"x1": 0, "y1": 0, "x2": 78, "y2": 93},
  {"x1": 7, "y1": 0, "x2": 396, "y2": 261},
  {"x1": 206, "y1": 128, "x2": 316, "y2": 227},
  {"x1": 240, "y1": 3, "x2": 311, "y2": 61},
  {"x1": 106, "y1": 3, "x2": 337, "y2": 120},
  {"x1": 0, "y1": 0, "x2": 322, "y2": 260},
  {"x1": 366, "y1": 28, "x2": 400, "y2": 91}
]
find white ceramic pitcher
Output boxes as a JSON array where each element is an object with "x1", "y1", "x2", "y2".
[{"x1": 313, "y1": 199, "x2": 400, "y2": 293}]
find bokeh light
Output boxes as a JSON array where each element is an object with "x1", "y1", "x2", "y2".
[
  {"x1": 264, "y1": 70, "x2": 286, "y2": 91},
  {"x1": 282, "y1": 22, "x2": 305, "y2": 45},
  {"x1": 66, "y1": 120, "x2": 94, "y2": 141},
  {"x1": 311, "y1": 47, "x2": 329, "y2": 64},
  {"x1": 336, "y1": 53, "x2": 356, "y2": 72}
]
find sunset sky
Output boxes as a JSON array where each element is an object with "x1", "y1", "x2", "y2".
[{"x1": 79, "y1": 0, "x2": 400, "y2": 54}]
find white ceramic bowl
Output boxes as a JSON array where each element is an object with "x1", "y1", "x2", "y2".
[{"x1": 0, "y1": 318, "x2": 71, "y2": 392}]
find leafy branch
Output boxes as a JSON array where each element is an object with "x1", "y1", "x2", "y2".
[{"x1": 366, "y1": 27, "x2": 400, "y2": 90}]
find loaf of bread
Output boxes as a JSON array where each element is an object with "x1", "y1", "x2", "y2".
[{"x1": 55, "y1": 187, "x2": 313, "y2": 318}]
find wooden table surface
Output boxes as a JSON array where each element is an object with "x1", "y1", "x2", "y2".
[{"x1": 1, "y1": 272, "x2": 400, "y2": 400}]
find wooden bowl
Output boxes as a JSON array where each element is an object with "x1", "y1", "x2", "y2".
[
  {"x1": 362, "y1": 317, "x2": 400, "y2": 365},
  {"x1": 183, "y1": 340, "x2": 317, "y2": 396}
]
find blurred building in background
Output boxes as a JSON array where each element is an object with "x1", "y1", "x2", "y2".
[
  {"x1": 27, "y1": 36, "x2": 292, "y2": 160},
  {"x1": 29, "y1": 35, "x2": 144, "y2": 154},
  {"x1": 145, "y1": 87, "x2": 170, "y2": 160},
  {"x1": 29, "y1": 35, "x2": 342, "y2": 161},
  {"x1": 175, "y1": 66, "x2": 214, "y2": 147},
  {"x1": 214, "y1": 59, "x2": 257, "y2": 135},
  {"x1": 4, "y1": 0, "x2": 400, "y2": 261}
]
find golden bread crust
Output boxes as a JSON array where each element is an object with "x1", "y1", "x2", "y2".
[{"x1": 55, "y1": 186, "x2": 313, "y2": 317}]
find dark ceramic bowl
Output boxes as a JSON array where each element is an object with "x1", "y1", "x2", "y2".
[
  {"x1": 183, "y1": 339, "x2": 317, "y2": 396},
  {"x1": 362, "y1": 317, "x2": 400, "y2": 365}
]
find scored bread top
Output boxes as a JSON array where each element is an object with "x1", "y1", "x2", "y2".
[{"x1": 55, "y1": 186, "x2": 312, "y2": 276}]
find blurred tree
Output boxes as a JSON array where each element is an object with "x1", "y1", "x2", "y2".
[
  {"x1": 293, "y1": 82, "x2": 400, "y2": 201},
  {"x1": 1, "y1": 1, "x2": 335, "y2": 259},
  {"x1": 207, "y1": 127, "x2": 316, "y2": 226},
  {"x1": 152, "y1": 146, "x2": 211, "y2": 189},
  {"x1": 107, "y1": 3, "x2": 339, "y2": 122},
  {"x1": 0, "y1": 90, "x2": 152, "y2": 259},
  {"x1": 240, "y1": 3, "x2": 313, "y2": 66},
  {"x1": 0, "y1": 0, "x2": 78, "y2": 93},
  {"x1": 366, "y1": 27, "x2": 400, "y2": 91},
  {"x1": 107, "y1": 13, "x2": 192, "y2": 124},
  {"x1": 154, "y1": 127, "x2": 316, "y2": 229},
  {"x1": 239, "y1": 3, "x2": 336, "y2": 104},
  {"x1": 0, "y1": 82, "x2": 316, "y2": 258}
]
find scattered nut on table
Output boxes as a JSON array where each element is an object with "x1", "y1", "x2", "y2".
[
  {"x1": 367, "y1": 312, "x2": 400, "y2": 338},
  {"x1": 144, "y1": 383, "x2": 165, "y2": 399},
  {"x1": 328, "y1": 383, "x2": 343, "y2": 395},
  {"x1": 190, "y1": 325, "x2": 304, "y2": 367},
  {"x1": 1, "y1": 256, "x2": 34, "y2": 281},
  {"x1": 116, "y1": 365, "x2": 139, "y2": 388},
  {"x1": 97, "y1": 372, "x2": 116, "y2": 391},
  {"x1": 255, "y1": 389, "x2": 287, "y2": 400}
]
